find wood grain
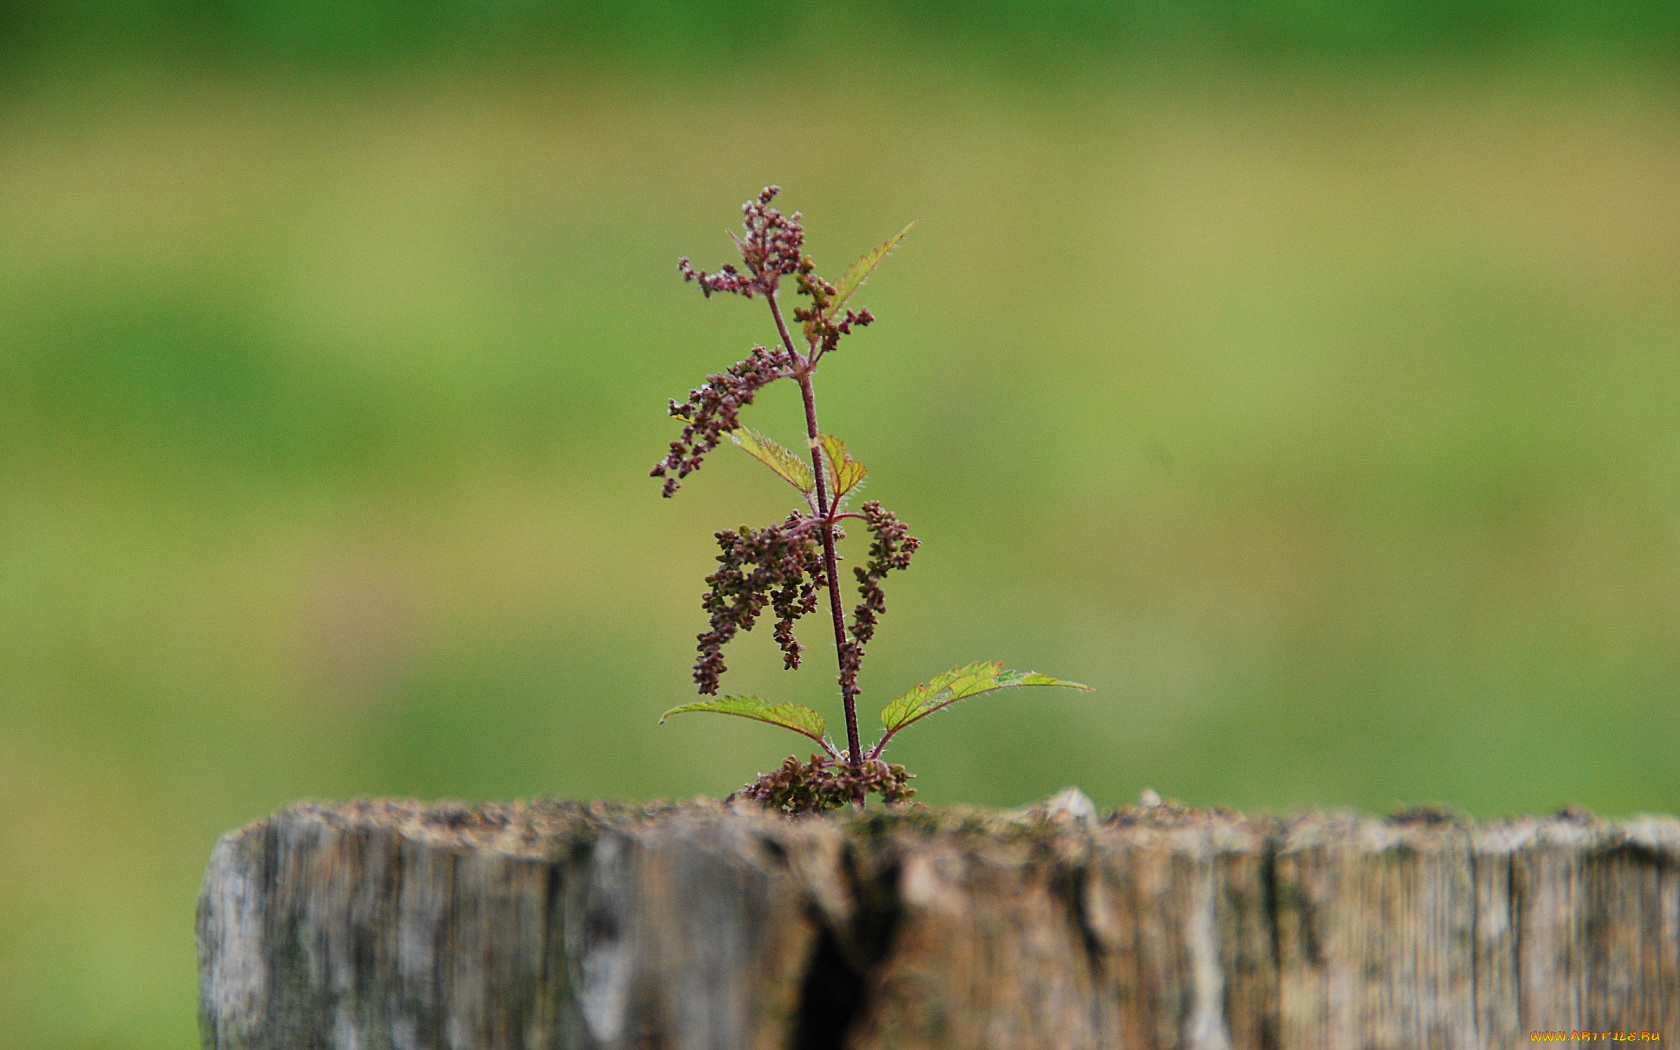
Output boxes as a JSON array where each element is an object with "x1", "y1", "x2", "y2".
[{"x1": 198, "y1": 794, "x2": 1680, "y2": 1049}]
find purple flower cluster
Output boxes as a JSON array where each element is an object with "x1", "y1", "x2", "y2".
[
  {"x1": 728, "y1": 753, "x2": 915, "y2": 815},
  {"x1": 650, "y1": 345, "x2": 789, "y2": 497},
  {"x1": 818, "y1": 306, "x2": 874, "y2": 357},
  {"x1": 794, "y1": 269, "x2": 875, "y2": 358},
  {"x1": 693, "y1": 515, "x2": 829, "y2": 695},
  {"x1": 849, "y1": 500, "x2": 919, "y2": 653},
  {"x1": 677, "y1": 185, "x2": 804, "y2": 299}
]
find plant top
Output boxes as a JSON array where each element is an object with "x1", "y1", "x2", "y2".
[{"x1": 654, "y1": 186, "x2": 1090, "y2": 813}]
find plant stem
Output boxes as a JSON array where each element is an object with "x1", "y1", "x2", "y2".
[
  {"x1": 798, "y1": 373, "x2": 864, "y2": 770},
  {"x1": 767, "y1": 293, "x2": 864, "y2": 771}
]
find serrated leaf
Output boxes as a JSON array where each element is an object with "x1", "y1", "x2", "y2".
[
  {"x1": 661, "y1": 696, "x2": 833, "y2": 750},
  {"x1": 825, "y1": 221, "x2": 916, "y2": 320},
  {"x1": 878, "y1": 661, "x2": 1092, "y2": 736},
  {"x1": 816, "y1": 434, "x2": 867, "y2": 498},
  {"x1": 731, "y1": 428, "x2": 815, "y2": 493}
]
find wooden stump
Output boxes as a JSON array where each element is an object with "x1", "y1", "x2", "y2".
[{"x1": 197, "y1": 793, "x2": 1680, "y2": 1049}]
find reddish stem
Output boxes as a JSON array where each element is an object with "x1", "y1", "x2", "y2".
[{"x1": 767, "y1": 293, "x2": 865, "y2": 774}]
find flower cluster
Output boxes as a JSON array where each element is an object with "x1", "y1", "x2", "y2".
[
  {"x1": 650, "y1": 345, "x2": 789, "y2": 497},
  {"x1": 819, "y1": 306, "x2": 874, "y2": 357},
  {"x1": 677, "y1": 185, "x2": 804, "y2": 298},
  {"x1": 694, "y1": 515, "x2": 829, "y2": 694},
  {"x1": 794, "y1": 268, "x2": 875, "y2": 358},
  {"x1": 849, "y1": 501, "x2": 919, "y2": 652},
  {"x1": 728, "y1": 753, "x2": 915, "y2": 815}
]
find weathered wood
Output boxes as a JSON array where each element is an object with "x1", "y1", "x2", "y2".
[{"x1": 198, "y1": 794, "x2": 1680, "y2": 1049}]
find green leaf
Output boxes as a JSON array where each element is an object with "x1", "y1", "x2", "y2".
[
  {"x1": 731, "y1": 428, "x2": 815, "y2": 493},
  {"x1": 879, "y1": 661, "x2": 1092, "y2": 736},
  {"x1": 825, "y1": 221, "x2": 916, "y2": 321},
  {"x1": 661, "y1": 696, "x2": 834, "y2": 752},
  {"x1": 816, "y1": 434, "x2": 867, "y2": 498}
]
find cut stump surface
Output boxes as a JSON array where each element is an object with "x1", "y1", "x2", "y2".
[{"x1": 198, "y1": 794, "x2": 1680, "y2": 1049}]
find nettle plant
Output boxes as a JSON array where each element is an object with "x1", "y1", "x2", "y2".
[{"x1": 654, "y1": 186, "x2": 1089, "y2": 814}]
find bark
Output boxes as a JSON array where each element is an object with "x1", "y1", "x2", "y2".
[{"x1": 198, "y1": 792, "x2": 1680, "y2": 1050}]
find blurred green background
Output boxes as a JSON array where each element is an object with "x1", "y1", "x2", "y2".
[{"x1": 2, "y1": 3, "x2": 1679, "y2": 1046}]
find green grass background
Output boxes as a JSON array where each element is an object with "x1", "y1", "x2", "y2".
[{"x1": 1, "y1": 5, "x2": 1678, "y2": 1046}]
